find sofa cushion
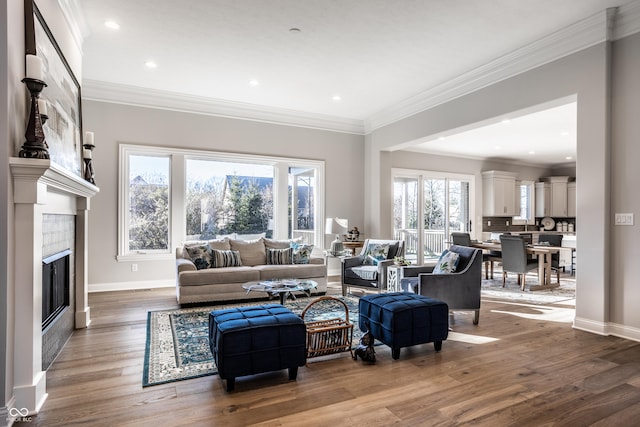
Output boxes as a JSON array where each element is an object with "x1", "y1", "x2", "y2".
[
  {"x1": 291, "y1": 242, "x2": 314, "y2": 264},
  {"x1": 179, "y1": 266, "x2": 259, "y2": 286},
  {"x1": 229, "y1": 239, "x2": 266, "y2": 266},
  {"x1": 266, "y1": 247, "x2": 293, "y2": 265},
  {"x1": 264, "y1": 237, "x2": 302, "y2": 250},
  {"x1": 207, "y1": 238, "x2": 231, "y2": 251},
  {"x1": 184, "y1": 244, "x2": 212, "y2": 270},
  {"x1": 254, "y1": 263, "x2": 327, "y2": 281},
  {"x1": 211, "y1": 249, "x2": 242, "y2": 268}
]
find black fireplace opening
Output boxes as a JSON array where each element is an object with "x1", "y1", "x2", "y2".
[{"x1": 42, "y1": 249, "x2": 71, "y2": 330}]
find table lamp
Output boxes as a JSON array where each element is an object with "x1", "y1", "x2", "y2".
[{"x1": 325, "y1": 217, "x2": 348, "y2": 255}]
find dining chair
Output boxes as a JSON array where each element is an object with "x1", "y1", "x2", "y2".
[
  {"x1": 500, "y1": 234, "x2": 538, "y2": 291},
  {"x1": 451, "y1": 232, "x2": 500, "y2": 280},
  {"x1": 538, "y1": 234, "x2": 563, "y2": 283}
]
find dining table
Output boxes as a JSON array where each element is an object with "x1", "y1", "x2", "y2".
[{"x1": 471, "y1": 241, "x2": 561, "y2": 290}]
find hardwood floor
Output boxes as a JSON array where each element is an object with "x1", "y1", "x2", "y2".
[{"x1": 17, "y1": 282, "x2": 640, "y2": 427}]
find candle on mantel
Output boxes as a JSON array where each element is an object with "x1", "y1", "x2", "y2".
[
  {"x1": 84, "y1": 131, "x2": 95, "y2": 146},
  {"x1": 38, "y1": 99, "x2": 48, "y2": 116},
  {"x1": 83, "y1": 148, "x2": 92, "y2": 159},
  {"x1": 26, "y1": 54, "x2": 43, "y2": 81}
]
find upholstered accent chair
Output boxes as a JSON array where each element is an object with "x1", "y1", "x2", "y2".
[
  {"x1": 411, "y1": 244, "x2": 483, "y2": 325},
  {"x1": 341, "y1": 239, "x2": 405, "y2": 296},
  {"x1": 500, "y1": 234, "x2": 538, "y2": 290},
  {"x1": 451, "y1": 232, "x2": 500, "y2": 280}
]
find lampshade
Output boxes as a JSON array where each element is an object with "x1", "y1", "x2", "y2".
[{"x1": 325, "y1": 217, "x2": 348, "y2": 235}]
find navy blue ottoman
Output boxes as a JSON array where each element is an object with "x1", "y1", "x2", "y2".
[
  {"x1": 208, "y1": 304, "x2": 306, "y2": 391},
  {"x1": 358, "y1": 292, "x2": 448, "y2": 360}
]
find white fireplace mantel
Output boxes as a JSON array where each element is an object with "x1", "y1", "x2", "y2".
[{"x1": 10, "y1": 157, "x2": 99, "y2": 415}]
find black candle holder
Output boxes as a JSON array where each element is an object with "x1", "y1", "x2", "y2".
[
  {"x1": 19, "y1": 77, "x2": 49, "y2": 159},
  {"x1": 83, "y1": 143, "x2": 96, "y2": 185}
]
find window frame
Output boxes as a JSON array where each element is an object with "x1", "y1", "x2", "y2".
[{"x1": 118, "y1": 144, "x2": 325, "y2": 262}]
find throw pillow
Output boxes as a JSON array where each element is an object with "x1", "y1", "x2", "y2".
[
  {"x1": 210, "y1": 249, "x2": 242, "y2": 268},
  {"x1": 433, "y1": 249, "x2": 460, "y2": 274},
  {"x1": 184, "y1": 244, "x2": 212, "y2": 270},
  {"x1": 264, "y1": 237, "x2": 302, "y2": 250},
  {"x1": 290, "y1": 242, "x2": 314, "y2": 264},
  {"x1": 207, "y1": 237, "x2": 231, "y2": 251},
  {"x1": 362, "y1": 243, "x2": 390, "y2": 265},
  {"x1": 266, "y1": 248, "x2": 293, "y2": 265}
]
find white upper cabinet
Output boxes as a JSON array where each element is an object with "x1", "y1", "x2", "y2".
[
  {"x1": 536, "y1": 176, "x2": 574, "y2": 217},
  {"x1": 482, "y1": 171, "x2": 518, "y2": 216},
  {"x1": 567, "y1": 181, "x2": 577, "y2": 217}
]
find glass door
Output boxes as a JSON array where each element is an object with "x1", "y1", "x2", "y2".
[{"x1": 394, "y1": 171, "x2": 472, "y2": 264}]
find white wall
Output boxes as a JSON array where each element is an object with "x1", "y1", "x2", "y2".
[
  {"x1": 82, "y1": 100, "x2": 365, "y2": 290},
  {"x1": 610, "y1": 31, "x2": 640, "y2": 332},
  {"x1": 366, "y1": 41, "x2": 617, "y2": 336}
]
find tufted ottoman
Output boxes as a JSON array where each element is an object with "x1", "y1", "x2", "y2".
[
  {"x1": 358, "y1": 292, "x2": 449, "y2": 360},
  {"x1": 208, "y1": 304, "x2": 307, "y2": 391}
]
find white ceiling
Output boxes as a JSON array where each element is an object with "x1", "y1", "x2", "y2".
[{"x1": 75, "y1": 0, "x2": 630, "y2": 164}]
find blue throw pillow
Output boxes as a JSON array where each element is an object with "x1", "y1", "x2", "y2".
[{"x1": 290, "y1": 242, "x2": 313, "y2": 264}]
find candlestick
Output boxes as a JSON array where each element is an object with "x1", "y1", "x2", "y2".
[
  {"x1": 83, "y1": 142, "x2": 96, "y2": 185},
  {"x1": 19, "y1": 77, "x2": 49, "y2": 159}
]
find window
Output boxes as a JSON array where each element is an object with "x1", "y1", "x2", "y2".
[
  {"x1": 185, "y1": 159, "x2": 274, "y2": 240},
  {"x1": 123, "y1": 153, "x2": 171, "y2": 256},
  {"x1": 513, "y1": 181, "x2": 534, "y2": 224},
  {"x1": 118, "y1": 145, "x2": 324, "y2": 261}
]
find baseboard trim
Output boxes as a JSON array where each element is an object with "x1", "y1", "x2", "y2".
[
  {"x1": 573, "y1": 316, "x2": 608, "y2": 335},
  {"x1": 89, "y1": 280, "x2": 175, "y2": 293},
  {"x1": 607, "y1": 322, "x2": 640, "y2": 343}
]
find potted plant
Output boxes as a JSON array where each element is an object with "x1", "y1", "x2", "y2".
[{"x1": 393, "y1": 256, "x2": 411, "y2": 266}]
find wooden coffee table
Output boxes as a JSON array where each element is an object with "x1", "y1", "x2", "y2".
[{"x1": 242, "y1": 279, "x2": 318, "y2": 305}]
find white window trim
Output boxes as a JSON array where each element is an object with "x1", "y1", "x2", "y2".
[{"x1": 118, "y1": 144, "x2": 325, "y2": 261}]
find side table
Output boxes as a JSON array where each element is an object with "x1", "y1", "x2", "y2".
[
  {"x1": 342, "y1": 241, "x2": 364, "y2": 255},
  {"x1": 387, "y1": 265, "x2": 405, "y2": 293}
]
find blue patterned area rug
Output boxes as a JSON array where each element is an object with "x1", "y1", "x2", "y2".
[{"x1": 143, "y1": 295, "x2": 361, "y2": 387}]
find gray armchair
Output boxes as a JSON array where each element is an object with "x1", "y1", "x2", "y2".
[
  {"x1": 341, "y1": 239, "x2": 405, "y2": 296},
  {"x1": 403, "y1": 245, "x2": 482, "y2": 325}
]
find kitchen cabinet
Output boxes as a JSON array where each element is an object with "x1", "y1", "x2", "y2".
[
  {"x1": 482, "y1": 171, "x2": 517, "y2": 216},
  {"x1": 536, "y1": 176, "x2": 572, "y2": 217},
  {"x1": 535, "y1": 182, "x2": 550, "y2": 217},
  {"x1": 567, "y1": 182, "x2": 576, "y2": 217}
]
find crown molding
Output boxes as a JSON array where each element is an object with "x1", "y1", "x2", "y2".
[
  {"x1": 364, "y1": 5, "x2": 640, "y2": 133},
  {"x1": 614, "y1": 0, "x2": 640, "y2": 40},
  {"x1": 82, "y1": 80, "x2": 365, "y2": 135}
]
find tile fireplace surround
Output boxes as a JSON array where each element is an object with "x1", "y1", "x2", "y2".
[{"x1": 9, "y1": 158, "x2": 99, "y2": 414}]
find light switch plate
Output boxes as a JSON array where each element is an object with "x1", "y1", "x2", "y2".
[{"x1": 614, "y1": 213, "x2": 634, "y2": 225}]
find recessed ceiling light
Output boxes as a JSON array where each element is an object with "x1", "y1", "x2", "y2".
[
  {"x1": 249, "y1": 79, "x2": 259, "y2": 87},
  {"x1": 561, "y1": 131, "x2": 570, "y2": 136},
  {"x1": 438, "y1": 136, "x2": 446, "y2": 140},
  {"x1": 494, "y1": 145, "x2": 501, "y2": 150},
  {"x1": 565, "y1": 156, "x2": 573, "y2": 160},
  {"x1": 332, "y1": 95, "x2": 342, "y2": 102},
  {"x1": 501, "y1": 119, "x2": 511, "y2": 124},
  {"x1": 104, "y1": 20, "x2": 120, "y2": 30},
  {"x1": 289, "y1": 28, "x2": 301, "y2": 33},
  {"x1": 528, "y1": 151, "x2": 535, "y2": 155},
  {"x1": 144, "y1": 61, "x2": 157, "y2": 69}
]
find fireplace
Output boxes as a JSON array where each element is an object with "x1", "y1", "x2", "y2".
[{"x1": 42, "y1": 249, "x2": 71, "y2": 330}]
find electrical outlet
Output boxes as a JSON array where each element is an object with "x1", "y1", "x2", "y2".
[
  {"x1": 131, "y1": 263, "x2": 138, "y2": 272},
  {"x1": 487, "y1": 220, "x2": 491, "y2": 227},
  {"x1": 615, "y1": 213, "x2": 634, "y2": 225},
  {"x1": 506, "y1": 220, "x2": 509, "y2": 227}
]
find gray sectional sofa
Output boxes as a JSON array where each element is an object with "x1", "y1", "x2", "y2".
[{"x1": 175, "y1": 237, "x2": 327, "y2": 304}]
